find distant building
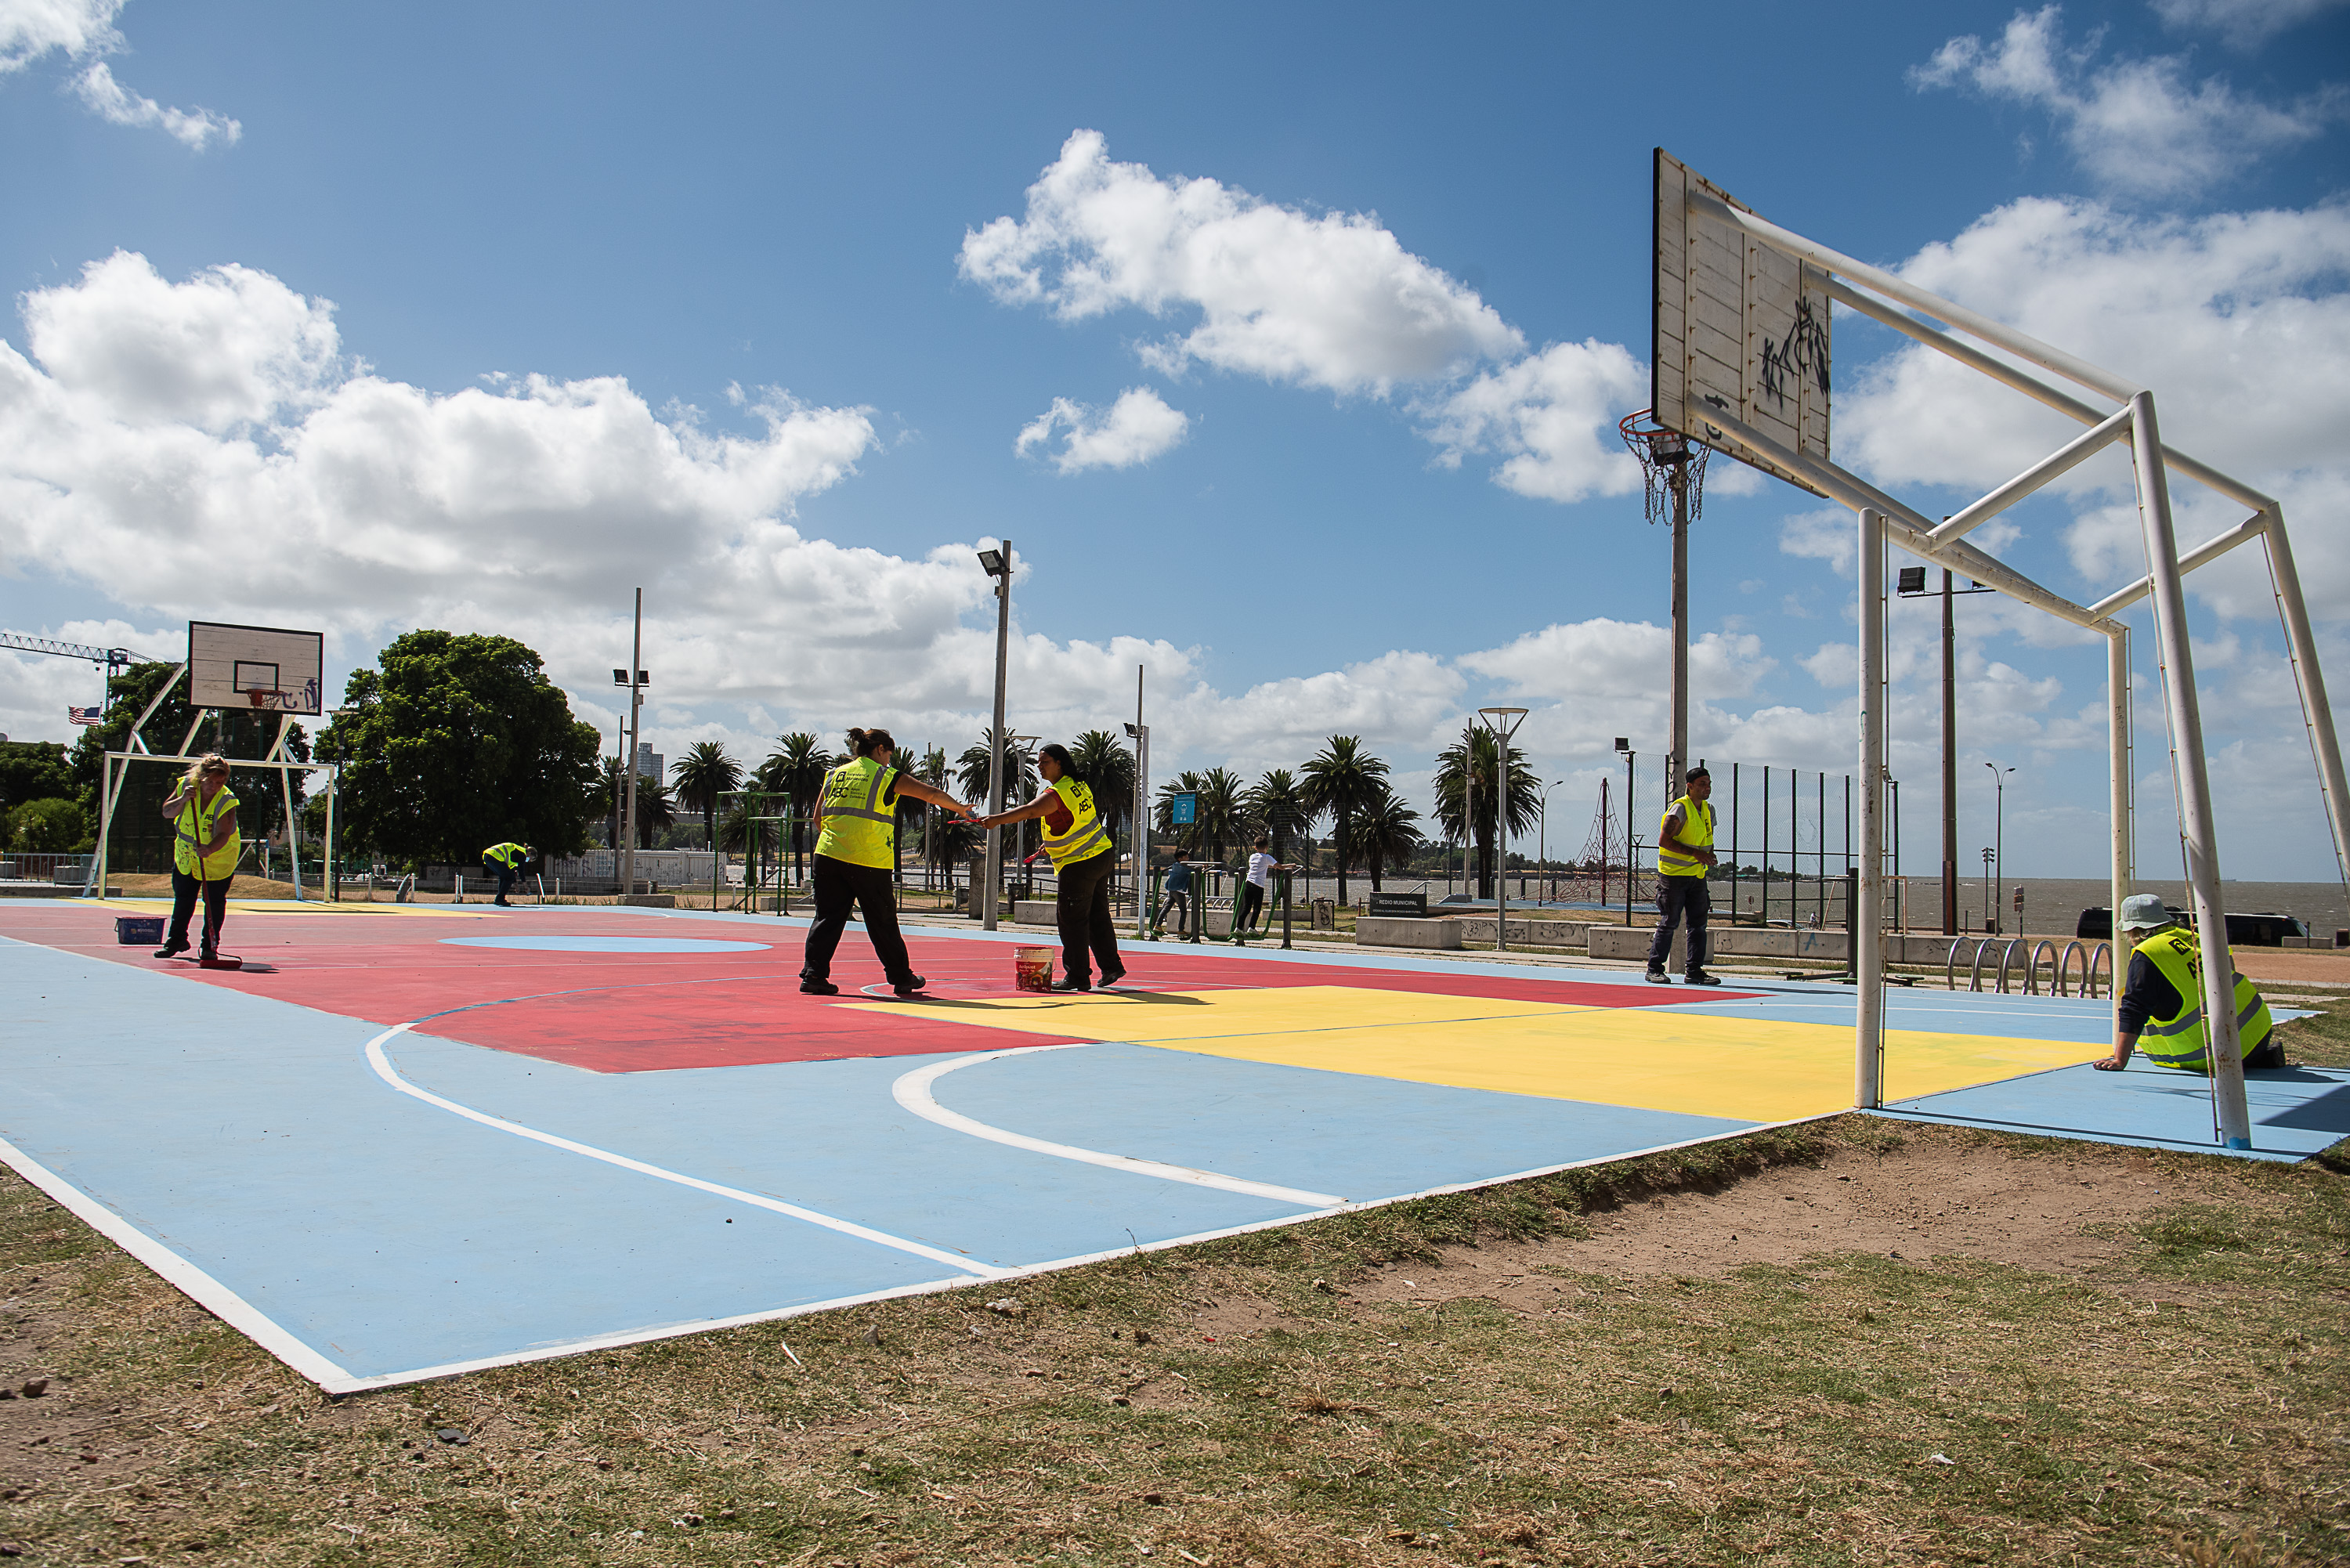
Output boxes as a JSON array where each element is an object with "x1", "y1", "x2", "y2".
[{"x1": 634, "y1": 742, "x2": 665, "y2": 782}]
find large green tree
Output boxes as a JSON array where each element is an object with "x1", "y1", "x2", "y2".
[
  {"x1": 1350, "y1": 786, "x2": 1423, "y2": 892},
  {"x1": 0, "y1": 741, "x2": 74, "y2": 818},
  {"x1": 1246, "y1": 768, "x2": 1311, "y2": 863},
  {"x1": 316, "y1": 631, "x2": 602, "y2": 865}
]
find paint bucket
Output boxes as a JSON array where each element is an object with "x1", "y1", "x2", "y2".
[
  {"x1": 116, "y1": 916, "x2": 164, "y2": 945},
  {"x1": 1014, "y1": 946, "x2": 1054, "y2": 992}
]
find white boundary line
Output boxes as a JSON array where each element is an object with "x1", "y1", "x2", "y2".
[
  {"x1": 892, "y1": 1044, "x2": 1346, "y2": 1208},
  {"x1": 364, "y1": 1023, "x2": 1011, "y2": 1281},
  {"x1": 0, "y1": 1130, "x2": 354, "y2": 1389}
]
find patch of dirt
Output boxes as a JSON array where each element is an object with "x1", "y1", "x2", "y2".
[{"x1": 1346, "y1": 1136, "x2": 2190, "y2": 1309}]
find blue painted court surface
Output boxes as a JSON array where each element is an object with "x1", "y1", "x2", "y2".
[{"x1": 3, "y1": 901, "x2": 2344, "y2": 1393}]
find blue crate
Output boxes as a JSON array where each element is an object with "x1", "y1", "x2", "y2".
[{"x1": 115, "y1": 916, "x2": 165, "y2": 945}]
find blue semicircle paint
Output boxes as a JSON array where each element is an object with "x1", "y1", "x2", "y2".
[{"x1": 439, "y1": 935, "x2": 773, "y2": 955}]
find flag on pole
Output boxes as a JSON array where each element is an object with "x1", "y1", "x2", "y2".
[{"x1": 67, "y1": 706, "x2": 103, "y2": 724}]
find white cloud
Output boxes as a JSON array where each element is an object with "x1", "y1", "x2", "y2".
[
  {"x1": 1911, "y1": 6, "x2": 2341, "y2": 197},
  {"x1": 0, "y1": 0, "x2": 118, "y2": 73},
  {"x1": 1014, "y1": 386, "x2": 1189, "y2": 473},
  {"x1": 71, "y1": 59, "x2": 237, "y2": 150},
  {"x1": 1835, "y1": 195, "x2": 2350, "y2": 618},
  {"x1": 1418, "y1": 340, "x2": 1647, "y2": 503},
  {"x1": 960, "y1": 129, "x2": 1523, "y2": 397},
  {"x1": 0, "y1": 0, "x2": 238, "y2": 148},
  {"x1": 2152, "y1": 0, "x2": 2350, "y2": 49}
]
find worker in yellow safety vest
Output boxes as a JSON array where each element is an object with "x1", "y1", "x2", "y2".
[
  {"x1": 2095, "y1": 893, "x2": 2285, "y2": 1072},
  {"x1": 481, "y1": 841, "x2": 533, "y2": 907},
  {"x1": 797, "y1": 726, "x2": 974, "y2": 998},
  {"x1": 1645, "y1": 766, "x2": 1719, "y2": 986},
  {"x1": 156, "y1": 753, "x2": 240, "y2": 960},
  {"x1": 972, "y1": 741, "x2": 1126, "y2": 992}
]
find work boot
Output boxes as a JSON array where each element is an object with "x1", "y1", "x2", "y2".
[
  {"x1": 1644, "y1": 967, "x2": 1671, "y2": 985},
  {"x1": 892, "y1": 974, "x2": 929, "y2": 997},
  {"x1": 1684, "y1": 969, "x2": 1720, "y2": 986},
  {"x1": 1097, "y1": 964, "x2": 1127, "y2": 988},
  {"x1": 154, "y1": 940, "x2": 189, "y2": 959},
  {"x1": 799, "y1": 977, "x2": 839, "y2": 996},
  {"x1": 1050, "y1": 975, "x2": 1091, "y2": 992}
]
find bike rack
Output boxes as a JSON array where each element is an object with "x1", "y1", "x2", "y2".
[
  {"x1": 2025, "y1": 939, "x2": 2058, "y2": 995},
  {"x1": 2088, "y1": 942, "x2": 2113, "y2": 999}
]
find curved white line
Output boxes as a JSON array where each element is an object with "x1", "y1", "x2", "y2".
[
  {"x1": 364, "y1": 1023, "x2": 1010, "y2": 1279},
  {"x1": 891, "y1": 1045, "x2": 1345, "y2": 1209}
]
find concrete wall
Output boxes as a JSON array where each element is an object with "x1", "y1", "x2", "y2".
[
  {"x1": 1450, "y1": 918, "x2": 1596, "y2": 948},
  {"x1": 1354, "y1": 916, "x2": 1461, "y2": 949}
]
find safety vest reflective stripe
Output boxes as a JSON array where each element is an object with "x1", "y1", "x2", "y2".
[
  {"x1": 813, "y1": 759, "x2": 898, "y2": 869},
  {"x1": 1042, "y1": 777, "x2": 1109, "y2": 869},
  {"x1": 2134, "y1": 927, "x2": 2272, "y2": 1068},
  {"x1": 1657, "y1": 796, "x2": 1713, "y2": 876},
  {"x1": 175, "y1": 789, "x2": 240, "y2": 880},
  {"x1": 483, "y1": 843, "x2": 528, "y2": 866}
]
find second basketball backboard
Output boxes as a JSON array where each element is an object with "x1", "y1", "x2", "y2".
[
  {"x1": 188, "y1": 621, "x2": 324, "y2": 714},
  {"x1": 1653, "y1": 148, "x2": 1832, "y2": 497}
]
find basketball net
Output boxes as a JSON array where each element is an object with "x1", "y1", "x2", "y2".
[{"x1": 1618, "y1": 409, "x2": 1708, "y2": 526}]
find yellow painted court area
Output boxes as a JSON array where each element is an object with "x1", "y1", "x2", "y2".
[
  {"x1": 851, "y1": 985, "x2": 2096, "y2": 1122},
  {"x1": 79, "y1": 898, "x2": 488, "y2": 919}
]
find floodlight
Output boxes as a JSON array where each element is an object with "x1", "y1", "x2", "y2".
[
  {"x1": 1896, "y1": 566, "x2": 1927, "y2": 595},
  {"x1": 638, "y1": 670, "x2": 650, "y2": 686},
  {"x1": 977, "y1": 547, "x2": 1007, "y2": 576},
  {"x1": 613, "y1": 668, "x2": 629, "y2": 685},
  {"x1": 1613, "y1": 736, "x2": 1629, "y2": 753}
]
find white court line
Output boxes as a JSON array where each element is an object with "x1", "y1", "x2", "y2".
[
  {"x1": 892, "y1": 1044, "x2": 1346, "y2": 1209},
  {"x1": 363, "y1": 1023, "x2": 1011, "y2": 1280}
]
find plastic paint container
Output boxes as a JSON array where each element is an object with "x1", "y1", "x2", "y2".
[{"x1": 1014, "y1": 946, "x2": 1054, "y2": 992}]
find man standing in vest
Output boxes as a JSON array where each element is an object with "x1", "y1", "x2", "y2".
[
  {"x1": 800, "y1": 727, "x2": 973, "y2": 997},
  {"x1": 2095, "y1": 893, "x2": 2284, "y2": 1072},
  {"x1": 972, "y1": 742, "x2": 1126, "y2": 992},
  {"x1": 1646, "y1": 766, "x2": 1719, "y2": 986},
  {"x1": 481, "y1": 841, "x2": 532, "y2": 907}
]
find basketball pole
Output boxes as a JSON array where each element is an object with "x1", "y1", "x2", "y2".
[
  {"x1": 2129, "y1": 392, "x2": 2251, "y2": 1149},
  {"x1": 981, "y1": 541, "x2": 1011, "y2": 932},
  {"x1": 1855, "y1": 508, "x2": 1885, "y2": 1110},
  {"x1": 619, "y1": 588, "x2": 643, "y2": 904},
  {"x1": 2108, "y1": 624, "x2": 2133, "y2": 1044}
]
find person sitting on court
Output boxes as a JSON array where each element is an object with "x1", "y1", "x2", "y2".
[
  {"x1": 156, "y1": 753, "x2": 239, "y2": 961},
  {"x1": 482, "y1": 840, "x2": 533, "y2": 907},
  {"x1": 799, "y1": 728, "x2": 973, "y2": 998},
  {"x1": 1646, "y1": 766, "x2": 1719, "y2": 986},
  {"x1": 1240, "y1": 836, "x2": 1300, "y2": 933},
  {"x1": 2095, "y1": 893, "x2": 2286, "y2": 1073},
  {"x1": 971, "y1": 742, "x2": 1125, "y2": 992},
  {"x1": 1162, "y1": 853, "x2": 1193, "y2": 936}
]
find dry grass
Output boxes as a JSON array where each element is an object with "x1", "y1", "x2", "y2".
[{"x1": 3, "y1": 1068, "x2": 2347, "y2": 1564}]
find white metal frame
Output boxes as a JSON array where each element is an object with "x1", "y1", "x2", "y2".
[
  {"x1": 1665, "y1": 184, "x2": 2345, "y2": 1151},
  {"x1": 88, "y1": 663, "x2": 340, "y2": 904}
]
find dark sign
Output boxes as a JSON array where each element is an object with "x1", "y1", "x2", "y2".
[{"x1": 1367, "y1": 891, "x2": 1427, "y2": 919}]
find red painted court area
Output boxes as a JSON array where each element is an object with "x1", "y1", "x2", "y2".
[{"x1": 16, "y1": 902, "x2": 1719, "y2": 1074}]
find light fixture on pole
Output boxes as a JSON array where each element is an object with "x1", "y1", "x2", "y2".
[
  {"x1": 1985, "y1": 761, "x2": 2013, "y2": 934},
  {"x1": 976, "y1": 542, "x2": 1014, "y2": 930},
  {"x1": 613, "y1": 591, "x2": 649, "y2": 902},
  {"x1": 1478, "y1": 707, "x2": 1528, "y2": 949}
]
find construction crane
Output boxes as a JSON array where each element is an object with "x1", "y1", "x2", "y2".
[{"x1": 1, "y1": 630, "x2": 158, "y2": 733}]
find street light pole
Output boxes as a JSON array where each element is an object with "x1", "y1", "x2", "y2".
[
  {"x1": 1943, "y1": 569, "x2": 1958, "y2": 936},
  {"x1": 618, "y1": 589, "x2": 645, "y2": 902},
  {"x1": 1985, "y1": 762, "x2": 2012, "y2": 934},
  {"x1": 977, "y1": 541, "x2": 1013, "y2": 930},
  {"x1": 1479, "y1": 708, "x2": 1528, "y2": 950}
]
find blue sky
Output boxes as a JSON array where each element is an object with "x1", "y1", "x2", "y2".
[{"x1": 3, "y1": 0, "x2": 2348, "y2": 883}]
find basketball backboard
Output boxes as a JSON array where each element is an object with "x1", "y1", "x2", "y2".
[
  {"x1": 188, "y1": 621, "x2": 324, "y2": 714},
  {"x1": 1652, "y1": 148, "x2": 1832, "y2": 497}
]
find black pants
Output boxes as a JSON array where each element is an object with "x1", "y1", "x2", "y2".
[
  {"x1": 1056, "y1": 851, "x2": 1122, "y2": 985},
  {"x1": 1164, "y1": 888, "x2": 1191, "y2": 934},
  {"x1": 1646, "y1": 875, "x2": 1710, "y2": 974},
  {"x1": 1240, "y1": 881, "x2": 1267, "y2": 930},
  {"x1": 168, "y1": 869, "x2": 231, "y2": 954},
  {"x1": 801, "y1": 855, "x2": 916, "y2": 987},
  {"x1": 490, "y1": 865, "x2": 517, "y2": 903}
]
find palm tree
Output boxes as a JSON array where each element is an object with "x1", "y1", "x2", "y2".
[
  {"x1": 631, "y1": 775, "x2": 678, "y2": 848},
  {"x1": 958, "y1": 728, "x2": 1041, "y2": 869},
  {"x1": 1350, "y1": 786, "x2": 1423, "y2": 891},
  {"x1": 1434, "y1": 724, "x2": 1539, "y2": 898},
  {"x1": 1154, "y1": 771, "x2": 1205, "y2": 854},
  {"x1": 758, "y1": 732, "x2": 837, "y2": 882},
  {"x1": 1246, "y1": 768, "x2": 1311, "y2": 864},
  {"x1": 1299, "y1": 736, "x2": 1391, "y2": 905},
  {"x1": 1068, "y1": 728, "x2": 1137, "y2": 844},
  {"x1": 1194, "y1": 767, "x2": 1251, "y2": 865},
  {"x1": 670, "y1": 741, "x2": 740, "y2": 851}
]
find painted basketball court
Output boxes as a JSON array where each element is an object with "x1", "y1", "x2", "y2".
[{"x1": 3, "y1": 898, "x2": 2342, "y2": 1393}]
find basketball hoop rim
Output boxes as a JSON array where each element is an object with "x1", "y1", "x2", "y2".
[{"x1": 1618, "y1": 408, "x2": 1693, "y2": 461}]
